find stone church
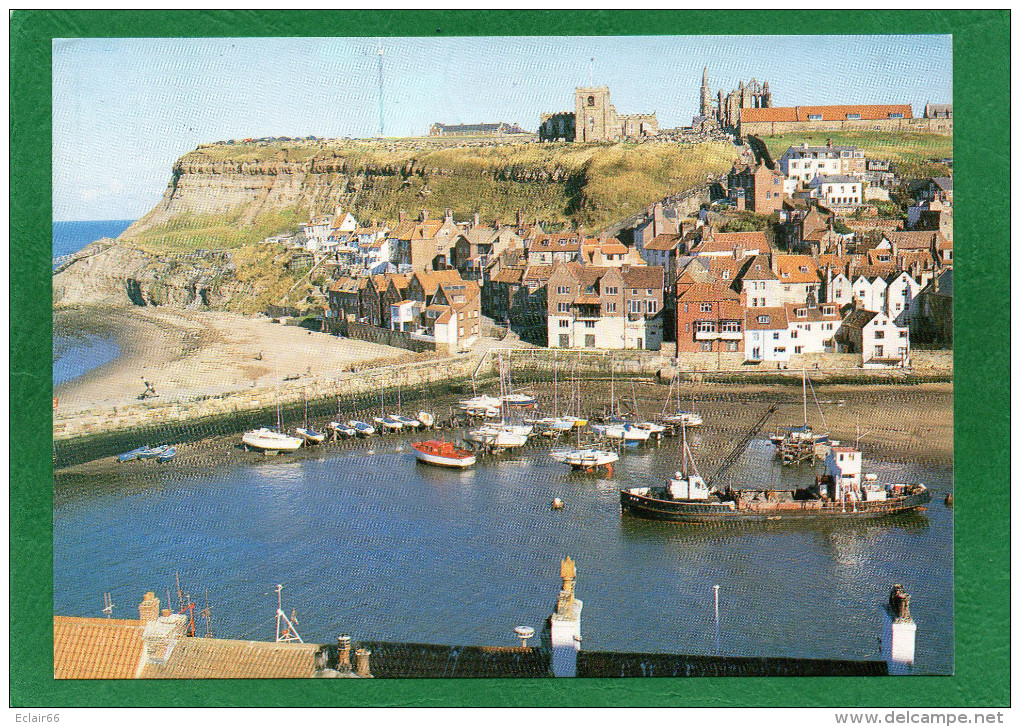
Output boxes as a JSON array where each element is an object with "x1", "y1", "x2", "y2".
[
  {"x1": 694, "y1": 67, "x2": 773, "y2": 131},
  {"x1": 539, "y1": 86, "x2": 658, "y2": 142}
]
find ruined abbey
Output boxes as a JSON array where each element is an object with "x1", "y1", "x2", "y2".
[
  {"x1": 538, "y1": 86, "x2": 658, "y2": 143},
  {"x1": 694, "y1": 66, "x2": 773, "y2": 130}
]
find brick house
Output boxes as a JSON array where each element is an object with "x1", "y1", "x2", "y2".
[
  {"x1": 546, "y1": 262, "x2": 664, "y2": 350},
  {"x1": 452, "y1": 224, "x2": 523, "y2": 281},
  {"x1": 727, "y1": 162, "x2": 786, "y2": 214},
  {"x1": 327, "y1": 276, "x2": 367, "y2": 321},
  {"x1": 390, "y1": 210, "x2": 461, "y2": 272},
  {"x1": 675, "y1": 274, "x2": 745, "y2": 355}
]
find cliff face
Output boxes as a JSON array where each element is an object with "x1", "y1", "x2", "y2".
[{"x1": 121, "y1": 140, "x2": 737, "y2": 250}]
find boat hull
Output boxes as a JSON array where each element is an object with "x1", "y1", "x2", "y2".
[
  {"x1": 412, "y1": 442, "x2": 476, "y2": 468},
  {"x1": 242, "y1": 429, "x2": 303, "y2": 452},
  {"x1": 620, "y1": 488, "x2": 932, "y2": 523}
]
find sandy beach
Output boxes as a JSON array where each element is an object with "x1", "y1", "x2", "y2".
[{"x1": 54, "y1": 305, "x2": 414, "y2": 416}]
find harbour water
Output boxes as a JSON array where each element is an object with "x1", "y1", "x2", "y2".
[
  {"x1": 54, "y1": 427, "x2": 954, "y2": 674},
  {"x1": 52, "y1": 219, "x2": 133, "y2": 386}
]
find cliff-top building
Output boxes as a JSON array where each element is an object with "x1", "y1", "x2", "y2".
[
  {"x1": 694, "y1": 67, "x2": 774, "y2": 131},
  {"x1": 539, "y1": 87, "x2": 658, "y2": 143}
]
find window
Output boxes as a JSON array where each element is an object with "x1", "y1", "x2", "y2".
[
  {"x1": 875, "y1": 330, "x2": 885, "y2": 339},
  {"x1": 559, "y1": 334, "x2": 570, "y2": 347},
  {"x1": 584, "y1": 320, "x2": 595, "y2": 329},
  {"x1": 587, "y1": 95, "x2": 595, "y2": 107},
  {"x1": 721, "y1": 320, "x2": 741, "y2": 333},
  {"x1": 700, "y1": 341, "x2": 712, "y2": 352},
  {"x1": 822, "y1": 305, "x2": 835, "y2": 315},
  {"x1": 773, "y1": 332, "x2": 781, "y2": 340},
  {"x1": 807, "y1": 114, "x2": 822, "y2": 121},
  {"x1": 888, "y1": 112, "x2": 904, "y2": 119},
  {"x1": 725, "y1": 341, "x2": 739, "y2": 352},
  {"x1": 606, "y1": 302, "x2": 617, "y2": 313},
  {"x1": 700, "y1": 303, "x2": 712, "y2": 313},
  {"x1": 899, "y1": 347, "x2": 908, "y2": 357},
  {"x1": 795, "y1": 309, "x2": 806, "y2": 318},
  {"x1": 695, "y1": 321, "x2": 716, "y2": 333},
  {"x1": 775, "y1": 347, "x2": 786, "y2": 353},
  {"x1": 558, "y1": 302, "x2": 570, "y2": 313},
  {"x1": 874, "y1": 345, "x2": 884, "y2": 357},
  {"x1": 790, "y1": 330, "x2": 798, "y2": 339},
  {"x1": 559, "y1": 320, "x2": 569, "y2": 328},
  {"x1": 605, "y1": 286, "x2": 618, "y2": 295},
  {"x1": 794, "y1": 346, "x2": 803, "y2": 354},
  {"x1": 629, "y1": 300, "x2": 642, "y2": 314},
  {"x1": 846, "y1": 113, "x2": 861, "y2": 120},
  {"x1": 556, "y1": 285, "x2": 570, "y2": 294},
  {"x1": 683, "y1": 303, "x2": 688, "y2": 313},
  {"x1": 757, "y1": 315, "x2": 770, "y2": 324},
  {"x1": 647, "y1": 300, "x2": 658, "y2": 314},
  {"x1": 899, "y1": 330, "x2": 908, "y2": 338},
  {"x1": 646, "y1": 289, "x2": 653, "y2": 295}
]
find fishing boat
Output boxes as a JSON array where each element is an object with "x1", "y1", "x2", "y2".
[
  {"x1": 412, "y1": 439, "x2": 477, "y2": 469},
  {"x1": 620, "y1": 427, "x2": 930, "y2": 523},
  {"x1": 155, "y1": 446, "x2": 177, "y2": 463},
  {"x1": 295, "y1": 389, "x2": 325, "y2": 444},
  {"x1": 242, "y1": 427, "x2": 303, "y2": 453},
  {"x1": 347, "y1": 420, "x2": 376, "y2": 437},
  {"x1": 550, "y1": 447, "x2": 620, "y2": 473}
]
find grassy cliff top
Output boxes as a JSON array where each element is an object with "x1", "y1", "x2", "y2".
[{"x1": 756, "y1": 130, "x2": 953, "y2": 176}]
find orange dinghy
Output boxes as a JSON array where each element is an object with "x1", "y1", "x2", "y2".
[{"x1": 411, "y1": 440, "x2": 477, "y2": 469}]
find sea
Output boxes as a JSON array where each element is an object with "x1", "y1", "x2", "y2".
[
  {"x1": 52, "y1": 220, "x2": 134, "y2": 386},
  {"x1": 53, "y1": 419, "x2": 954, "y2": 674}
]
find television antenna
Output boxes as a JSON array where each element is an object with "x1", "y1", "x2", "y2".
[
  {"x1": 102, "y1": 593, "x2": 114, "y2": 619},
  {"x1": 275, "y1": 584, "x2": 304, "y2": 643}
]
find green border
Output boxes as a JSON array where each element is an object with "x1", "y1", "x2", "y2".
[{"x1": 11, "y1": 10, "x2": 1009, "y2": 707}]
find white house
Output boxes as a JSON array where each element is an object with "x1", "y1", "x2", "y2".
[
  {"x1": 808, "y1": 175, "x2": 864, "y2": 210},
  {"x1": 784, "y1": 302, "x2": 842, "y2": 355},
  {"x1": 779, "y1": 143, "x2": 867, "y2": 187},
  {"x1": 744, "y1": 306, "x2": 791, "y2": 362},
  {"x1": 298, "y1": 216, "x2": 334, "y2": 252},
  {"x1": 838, "y1": 309, "x2": 910, "y2": 367},
  {"x1": 851, "y1": 274, "x2": 888, "y2": 313},
  {"x1": 883, "y1": 271, "x2": 923, "y2": 326},
  {"x1": 738, "y1": 255, "x2": 781, "y2": 308}
]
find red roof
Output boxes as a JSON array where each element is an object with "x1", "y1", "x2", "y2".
[{"x1": 54, "y1": 617, "x2": 146, "y2": 679}]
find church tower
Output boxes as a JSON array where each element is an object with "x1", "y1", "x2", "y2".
[{"x1": 700, "y1": 67, "x2": 712, "y2": 118}]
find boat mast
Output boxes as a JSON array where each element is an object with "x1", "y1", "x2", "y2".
[
  {"x1": 802, "y1": 367, "x2": 808, "y2": 428},
  {"x1": 610, "y1": 352, "x2": 615, "y2": 417},
  {"x1": 553, "y1": 355, "x2": 558, "y2": 417}
]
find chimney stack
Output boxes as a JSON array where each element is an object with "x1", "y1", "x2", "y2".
[
  {"x1": 398, "y1": 210, "x2": 407, "y2": 223},
  {"x1": 355, "y1": 648, "x2": 373, "y2": 678},
  {"x1": 444, "y1": 208, "x2": 453, "y2": 223},
  {"x1": 550, "y1": 556, "x2": 582, "y2": 677},
  {"x1": 472, "y1": 212, "x2": 480, "y2": 228},
  {"x1": 138, "y1": 592, "x2": 160, "y2": 622},
  {"x1": 516, "y1": 209, "x2": 524, "y2": 227},
  {"x1": 337, "y1": 634, "x2": 352, "y2": 673},
  {"x1": 881, "y1": 584, "x2": 916, "y2": 674},
  {"x1": 420, "y1": 209, "x2": 429, "y2": 222}
]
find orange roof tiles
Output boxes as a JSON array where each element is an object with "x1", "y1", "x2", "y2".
[
  {"x1": 773, "y1": 255, "x2": 820, "y2": 284},
  {"x1": 741, "y1": 104, "x2": 913, "y2": 123},
  {"x1": 643, "y1": 233, "x2": 682, "y2": 252},
  {"x1": 54, "y1": 617, "x2": 146, "y2": 679},
  {"x1": 745, "y1": 306, "x2": 789, "y2": 330},
  {"x1": 139, "y1": 637, "x2": 318, "y2": 679}
]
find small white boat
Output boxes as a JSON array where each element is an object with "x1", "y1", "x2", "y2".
[
  {"x1": 393, "y1": 414, "x2": 422, "y2": 429},
  {"x1": 416, "y1": 411, "x2": 434, "y2": 428},
  {"x1": 242, "y1": 428, "x2": 303, "y2": 453},
  {"x1": 296, "y1": 426, "x2": 326, "y2": 445},
  {"x1": 661, "y1": 412, "x2": 703, "y2": 428},
  {"x1": 328, "y1": 421, "x2": 357, "y2": 438},
  {"x1": 549, "y1": 448, "x2": 620, "y2": 470},
  {"x1": 348, "y1": 420, "x2": 375, "y2": 437},
  {"x1": 459, "y1": 394, "x2": 501, "y2": 410},
  {"x1": 502, "y1": 392, "x2": 536, "y2": 406},
  {"x1": 373, "y1": 415, "x2": 403, "y2": 431},
  {"x1": 634, "y1": 421, "x2": 666, "y2": 435},
  {"x1": 592, "y1": 423, "x2": 650, "y2": 442},
  {"x1": 465, "y1": 424, "x2": 528, "y2": 449}
]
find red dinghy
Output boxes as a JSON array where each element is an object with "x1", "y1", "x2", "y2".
[{"x1": 412, "y1": 440, "x2": 477, "y2": 469}]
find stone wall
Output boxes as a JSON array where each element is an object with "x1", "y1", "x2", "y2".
[
  {"x1": 328, "y1": 319, "x2": 449, "y2": 355},
  {"x1": 53, "y1": 355, "x2": 477, "y2": 441},
  {"x1": 741, "y1": 117, "x2": 953, "y2": 137}
]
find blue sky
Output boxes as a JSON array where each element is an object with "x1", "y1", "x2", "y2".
[{"x1": 53, "y1": 35, "x2": 952, "y2": 221}]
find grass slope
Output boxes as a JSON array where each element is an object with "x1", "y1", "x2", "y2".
[
  {"x1": 756, "y1": 131, "x2": 953, "y2": 177},
  {"x1": 128, "y1": 139, "x2": 737, "y2": 252}
]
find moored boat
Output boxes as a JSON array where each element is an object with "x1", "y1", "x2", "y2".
[
  {"x1": 242, "y1": 428, "x2": 303, "y2": 453},
  {"x1": 328, "y1": 421, "x2": 357, "y2": 438},
  {"x1": 412, "y1": 439, "x2": 477, "y2": 468},
  {"x1": 502, "y1": 392, "x2": 536, "y2": 406},
  {"x1": 296, "y1": 426, "x2": 326, "y2": 444},
  {"x1": 155, "y1": 446, "x2": 177, "y2": 463},
  {"x1": 621, "y1": 432, "x2": 931, "y2": 523},
  {"x1": 138, "y1": 444, "x2": 172, "y2": 460},
  {"x1": 549, "y1": 447, "x2": 620, "y2": 472},
  {"x1": 347, "y1": 420, "x2": 375, "y2": 437},
  {"x1": 117, "y1": 445, "x2": 149, "y2": 463},
  {"x1": 393, "y1": 414, "x2": 422, "y2": 429},
  {"x1": 416, "y1": 411, "x2": 434, "y2": 428}
]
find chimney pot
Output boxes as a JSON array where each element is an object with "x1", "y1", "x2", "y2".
[{"x1": 337, "y1": 634, "x2": 352, "y2": 671}]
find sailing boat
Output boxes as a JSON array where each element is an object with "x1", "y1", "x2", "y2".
[
  {"x1": 416, "y1": 378, "x2": 434, "y2": 428},
  {"x1": 660, "y1": 370, "x2": 703, "y2": 428},
  {"x1": 242, "y1": 370, "x2": 303, "y2": 452},
  {"x1": 296, "y1": 388, "x2": 326, "y2": 444},
  {"x1": 769, "y1": 368, "x2": 836, "y2": 449},
  {"x1": 327, "y1": 394, "x2": 357, "y2": 438},
  {"x1": 392, "y1": 375, "x2": 422, "y2": 429},
  {"x1": 629, "y1": 381, "x2": 665, "y2": 436},
  {"x1": 373, "y1": 378, "x2": 403, "y2": 431},
  {"x1": 466, "y1": 352, "x2": 531, "y2": 448}
]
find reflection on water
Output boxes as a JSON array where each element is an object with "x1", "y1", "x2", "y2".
[{"x1": 53, "y1": 432, "x2": 953, "y2": 673}]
